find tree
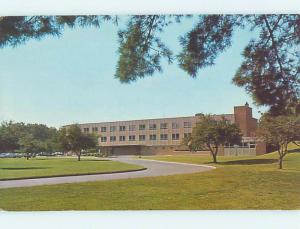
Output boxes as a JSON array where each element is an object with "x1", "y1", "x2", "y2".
[
  {"x1": 0, "y1": 121, "x2": 60, "y2": 156},
  {"x1": 27, "y1": 124, "x2": 60, "y2": 154},
  {"x1": 188, "y1": 115, "x2": 242, "y2": 163},
  {"x1": 0, "y1": 16, "x2": 116, "y2": 48},
  {"x1": 58, "y1": 124, "x2": 97, "y2": 161},
  {"x1": 1, "y1": 15, "x2": 298, "y2": 115},
  {"x1": 182, "y1": 133, "x2": 201, "y2": 152},
  {"x1": 258, "y1": 114, "x2": 300, "y2": 169},
  {"x1": 0, "y1": 121, "x2": 26, "y2": 153},
  {"x1": 116, "y1": 15, "x2": 176, "y2": 83},
  {"x1": 18, "y1": 135, "x2": 45, "y2": 159}
]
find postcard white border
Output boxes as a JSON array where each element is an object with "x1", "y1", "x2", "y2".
[{"x1": 0, "y1": 0, "x2": 299, "y2": 228}]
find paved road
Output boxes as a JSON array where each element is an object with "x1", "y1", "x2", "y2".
[{"x1": 0, "y1": 157, "x2": 215, "y2": 189}]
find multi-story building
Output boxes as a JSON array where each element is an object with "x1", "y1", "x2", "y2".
[{"x1": 74, "y1": 103, "x2": 266, "y2": 156}]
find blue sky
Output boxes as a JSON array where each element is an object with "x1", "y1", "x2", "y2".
[{"x1": 0, "y1": 16, "x2": 266, "y2": 128}]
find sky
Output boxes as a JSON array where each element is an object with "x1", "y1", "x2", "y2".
[{"x1": 0, "y1": 16, "x2": 267, "y2": 128}]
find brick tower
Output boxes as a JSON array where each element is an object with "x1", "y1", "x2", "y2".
[{"x1": 234, "y1": 102, "x2": 257, "y2": 137}]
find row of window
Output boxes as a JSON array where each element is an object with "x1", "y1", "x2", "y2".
[
  {"x1": 100, "y1": 133, "x2": 189, "y2": 143},
  {"x1": 224, "y1": 142, "x2": 256, "y2": 148},
  {"x1": 83, "y1": 122, "x2": 192, "y2": 133}
]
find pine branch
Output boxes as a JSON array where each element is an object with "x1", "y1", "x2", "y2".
[
  {"x1": 141, "y1": 15, "x2": 159, "y2": 53},
  {"x1": 263, "y1": 15, "x2": 285, "y2": 76}
]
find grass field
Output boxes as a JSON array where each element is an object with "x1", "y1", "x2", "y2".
[
  {"x1": 0, "y1": 157, "x2": 144, "y2": 180},
  {"x1": 0, "y1": 145, "x2": 299, "y2": 210}
]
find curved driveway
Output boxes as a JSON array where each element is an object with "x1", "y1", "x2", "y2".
[{"x1": 0, "y1": 157, "x2": 215, "y2": 189}]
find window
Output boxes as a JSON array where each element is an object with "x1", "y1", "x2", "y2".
[
  {"x1": 129, "y1": 125, "x2": 136, "y2": 131},
  {"x1": 129, "y1": 135, "x2": 136, "y2": 141},
  {"x1": 110, "y1": 136, "x2": 116, "y2": 142},
  {"x1": 160, "y1": 134, "x2": 168, "y2": 140},
  {"x1": 225, "y1": 120, "x2": 231, "y2": 124},
  {"x1": 150, "y1": 134, "x2": 156, "y2": 140},
  {"x1": 184, "y1": 122, "x2": 192, "y2": 128},
  {"x1": 101, "y1": 127, "x2": 106, "y2": 132},
  {"x1": 139, "y1": 124, "x2": 146, "y2": 130},
  {"x1": 119, "y1": 126, "x2": 126, "y2": 131},
  {"x1": 243, "y1": 142, "x2": 249, "y2": 148},
  {"x1": 92, "y1": 127, "x2": 98, "y2": 132},
  {"x1": 160, "y1": 123, "x2": 168, "y2": 129},
  {"x1": 83, "y1": 128, "x2": 89, "y2": 133},
  {"x1": 172, "y1": 133, "x2": 180, "y2": 140},
  {"x1": 119, "y1": 136, "x2": 126, "y2": 141},
  {"x1": 172, "y1": 122, "x2": 179, "y2": 129},
  {"x1": 101, "y1": 136, "x2": 107, "y2": 142},
  {"x1": 110, "y1": 126, "x2": 116, "y2": 132},
  {"x1": 149, "y1": 123, "x2": 156, "y2": 130},
  {"x1": 139, "y1": 135, "x2": 146, "y2": 141},
  {"x1": 250, "y1": 142, "x2": 256, "y2": 148},
  {"x1": 184, "y1": 133, "x2": 191, "y2": 138}
]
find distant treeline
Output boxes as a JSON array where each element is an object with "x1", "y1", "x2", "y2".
[
  {"x1": 0, "y1": 121, "x2": 60, "y2": 154},
  {"x1": 0, "y1": 122, "x2": 98, "y2": 161}
]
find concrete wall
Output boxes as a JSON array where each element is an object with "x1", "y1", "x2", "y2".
[
  {"x1": 224, "y1": 147, "x2": 256, "y2": 156},
  {"x1": 100, "y1": 145, "x2": 210, "y2": 156},
  {"x1": 256, "y1": 142, "x2": 267, "y2": 155},
  {"x1": 100, "y1": 145, "x2": 141, "y2": 155}
]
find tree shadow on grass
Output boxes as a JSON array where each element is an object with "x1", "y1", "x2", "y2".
[
  {"x1": 288, "y1": 149, "x2": 300, "y2": 153},
  {"x1": 0, "y1": 167, "x2": 50, "y2": 170},
  {"x1": 34, "y1": 158, "x2": 110, "y2": 162},
  {"x1": 34, "y1": 158, "x2": 54, "y2": 160},
  {"x1": 218, "y1": 159, "x2": 278, "y2": 165},
  {"x1": 80, "y1": 159, "x2": 110, "y2": 162}
]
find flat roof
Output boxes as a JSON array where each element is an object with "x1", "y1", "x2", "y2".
[{"x1": 64, "y1": 113, "x2": 235, "y2": 127}]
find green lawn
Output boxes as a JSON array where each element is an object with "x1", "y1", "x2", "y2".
[
  {"x1": 0, "y1": 147, "x2": 299, "y2": 210},
  {"x1": 0, "y1": 157, "x2": 144, "y2": 180}
]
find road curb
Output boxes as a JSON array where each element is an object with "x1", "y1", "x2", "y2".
[
  {"x1": 0, "y1": 167, "x2": 147, "y2": 181},
  {"x1": 137, "y1": 158, "x2": 217, "y2": 170}
]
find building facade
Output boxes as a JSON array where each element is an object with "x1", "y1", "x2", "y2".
[{"x1": 75, "y1": 103, "x2": 266, "y2": 156}]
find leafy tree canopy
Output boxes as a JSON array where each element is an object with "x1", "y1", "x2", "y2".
[
  {"x1": 188, "y1": 115, "x2": 242, "y2": 163},
  {"x1": 0, "y1": 15, "x2": 299, "y2": 115},
  {"x1": 258, "y1": 113, "x2": 300, "y2": 169},
  {"x1": 58, "y1": 124, "x2": 97, "y2": 161},
  {"x1": 18, "y1": 134, "x2": 46, "y2": 159},
  {"x1": 0, "y1": 121, "x2": 59, "y2": 154}
]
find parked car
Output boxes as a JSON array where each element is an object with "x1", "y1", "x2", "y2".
[
  {"x1": 0, "y1": 152, "x2": 23, "y2": 158},
  {"x1": 0, "y1": 153, "x2": 9, "y2": 158},
  {"x1": 54, "y1": 152, "x2": 64, "y2": 156}
]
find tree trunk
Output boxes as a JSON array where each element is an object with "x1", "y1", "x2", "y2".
[
  {"x1": 278, "y1": 157, "x2": 283, "y2": 169},
  {"x1": 212, "y1": 145, "x2": 219, "y2": 163},
  {"x1": 208, "y1": 144, "x2": 218, "y2": 163},
  {"x1": 26, "y1": 153, "x2": 29, "y2": 160},
  {"x1": 212, "y1": 153, "x2": 217, "y2": 163},
  {"x1": 277, "y1": 143, "x2": 288, "y2": 169},
  {"x1": 77, "y1": 152, "x2": 81, "y2": 161}
]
